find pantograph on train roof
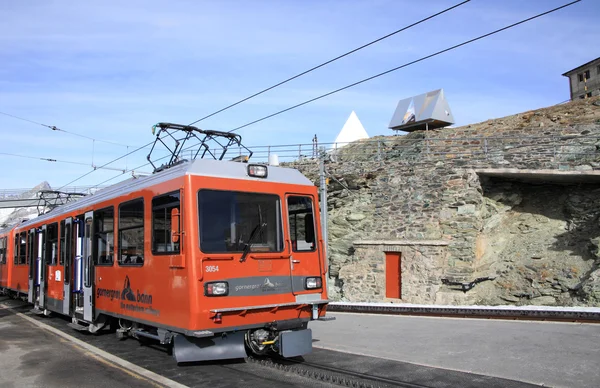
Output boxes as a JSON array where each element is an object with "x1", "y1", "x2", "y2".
[
  {"x1": 37, "y1": 190, "x2": 86, "y2": 216},
  {"x1": 147, "y1": 122, "x2": 253, "y2": 173}
]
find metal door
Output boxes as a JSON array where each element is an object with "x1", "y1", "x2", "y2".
[
  {"x1": 62, "y1": 217, "x2": 72, "y2": 315},
  {"x1": 39, "y1": 225, "x2": 47, "y2": 308},
  {"x1": 82, "y1": 212, "x2": 94, "y2": 322},
  {"x1": 27, "y1": 228, "x2": 36, "y2": 303}
]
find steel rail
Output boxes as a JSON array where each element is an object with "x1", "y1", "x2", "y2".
[{"x1": 327, "y1": 302, "x2": 600, "y2": 323}]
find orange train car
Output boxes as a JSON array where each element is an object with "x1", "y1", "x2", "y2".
[
  {"x1": 0, "y1": 225, "x2": 31, "y2": 297},
  {"x1": 0, "y1": 158, "x2": 332, "y2": 362},
  {"x1": 0, "y1": 226, "x2": 15, "y2": 293}
]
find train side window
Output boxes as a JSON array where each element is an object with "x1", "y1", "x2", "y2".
[
  {"x1": 0, "y1": 237, "x2": 6, "y2": 264},
  {"x1": 119, "y1": 198, "x2": 144, "y2": 266},
  {"x1": 287, "y1": 196, "x2": 316, "y2": 252},
  {"x1": 60, "y1": 220, "x2": 66, "y2": 265},
  {"x1": 28, "y1": 230, "x2": 36, "y2": 270},
  {"x1": 152, "y1": 191, "x2": 180, "y2": 254},
  {"x1": 64, "y1": 222, "x2": 71, "y2": 284},
  {"x1": 14, "y1": 235, "x2": 19, "y2": 265},
  {"x1": 94, "y1": 207, "x2": 115, "y2": 266},
  {"x1": 46, "y1": 223, "x2": 59, "y2": 266},
  {"x1": 19, "y1": 232, "x2": 27, "y2": 265}
]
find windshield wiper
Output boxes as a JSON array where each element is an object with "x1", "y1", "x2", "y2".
[
  {"x1": 240, "y1": 205, "x2": 266, "y2": 263},
  {"x1": 239, "y1": 222, "x2": 266, "y2": 263}
]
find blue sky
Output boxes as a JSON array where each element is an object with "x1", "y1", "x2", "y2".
[{"x1": 0, "y1": 0, "x2": 598, "y2": 189}]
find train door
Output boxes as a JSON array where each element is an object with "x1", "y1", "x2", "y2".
[
  {"x1": 39, "y1": 225, "x2": 47, "y2": 308},
  {"x1": 72, "y1": 215, "x2": 84, "y2": 315},
  {"x1": 27, "y1": 228, "x2": 37, "y2": 303},
  {"x1": 62, "y1": 217, "x2": 72, "y2": 315},
  {"x1": 286, "y1": 195, "x2": 322, "y2": 295},
  {"x1": 82, "y1": 211, "x2": 94, "y2": 322}
]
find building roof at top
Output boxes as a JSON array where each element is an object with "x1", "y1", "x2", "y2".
[{"x1": 562, "y1": 57, "x2": 600, "y2": 76}]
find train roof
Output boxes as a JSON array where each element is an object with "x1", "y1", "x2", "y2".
[
  {"x1": 14, "y1": 159, "x2": 314, "y2": 230},
  {"x1": 0, "y1": 224, "x2": 16, "y2": 235}
]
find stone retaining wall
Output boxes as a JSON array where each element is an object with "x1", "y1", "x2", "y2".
[
  {"x1": 342, "y1": 240, "x2": 448, "y2": 303},
  {"x1": 288, "y1": 98, "x2": 600, "y2": 305}
]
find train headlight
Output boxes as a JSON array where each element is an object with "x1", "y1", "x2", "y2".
[
  {"x1": 205, "y1": 281, "x2": 229, "y2": 296},
  {"x1": 247, "y1": 164, "x2": 268, "y2": 178},
  {"x1": 305, "y1": 277, "x2": 322, "y2": 289}
]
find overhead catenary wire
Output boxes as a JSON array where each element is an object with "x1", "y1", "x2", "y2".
[
  {"x1": 0, "y1": 151, "x2": 133, "y2": 172},
  {"x1": 0, "y1": 151, "x2": 91, "y2": 166},
  {"x1": 0, "y1": 111, "x2": 132, "y2": 148},
  {"x1": 227, "y1": 0, "x2": 581, "y2": 133},
  {"x1": 56, "y1": 138, "x2": 159, "y2": 190},
  {"x1": 56, "y1": 3, "x2": 473, "y2": 188},
  {"x1": 91, "y1": 140, "x2": 209, "y2": 188},
  {"x1": 186, "y1": 0, "x2": 471, "y2": 126},
  {"x1": 58, "y1": 0, "x2": 580, "y2": 189},
  {"x1": 58, "y1": 127, "x2": 225, "y2": 189}
]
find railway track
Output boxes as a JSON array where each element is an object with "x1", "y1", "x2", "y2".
[
  {"x1": 327, "y1": 302, "x2": 600, "y2": 323},
  {"x1": 247, "y1": 348, "x2": 539, "y2": 388},
  {"x1": 248, "y1": 354, "x2": 432, "y2": 388},
  {"x1": 1, "y1": 297, "x2": 552, "y2": 388}
]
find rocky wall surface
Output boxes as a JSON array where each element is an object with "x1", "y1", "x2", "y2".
[{"x1": 288, "y1": 98, "x2": 600, "y2": 305}]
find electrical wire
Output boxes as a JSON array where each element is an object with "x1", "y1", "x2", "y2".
[
  {"x1": 63, "y1": 1, "x2": 473, "y2": 186},
  {"x1": 0, "y1": 152, "x2": 91, "y2": 166},
  {"x1": 57, "y1": 139, "x2": 157, "y2": 190},
  {"x1": 0, "y1": 151, "x2": 138, "y2": 172},
  {"x1": 55, "y1": 0, "x2": 581, "y2": 188},
  {"x1": 0, "y1": 111, "x2": 131, "y2": 148},
  {"x1": 186, "y1": 0, "x2": 471, "y2": 126},
  {"x1": 228, "y1": 0, "x2": 581, "y2": 133},
  {"x1": 55, "y1": 125, "x2": 228, "y2": 189}
]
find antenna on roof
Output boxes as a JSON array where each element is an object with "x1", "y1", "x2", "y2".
[{"x1": 147, "y1": 122, "x2": 253, "y2": 173}]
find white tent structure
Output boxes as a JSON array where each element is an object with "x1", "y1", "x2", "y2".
[{"x1": 332, "y1": 111, "x2": 369, "y2": 150}]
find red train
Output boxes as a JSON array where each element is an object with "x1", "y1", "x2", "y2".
[{"x1": 0, "y1": 151, "x2": 331, "y2": 362}]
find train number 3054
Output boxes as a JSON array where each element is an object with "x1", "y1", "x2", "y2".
[{"x1": 205, "y1": 265, "x2": 220, "y2": 273}]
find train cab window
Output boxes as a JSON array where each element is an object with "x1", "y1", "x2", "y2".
[
  {"x1": 46, "y1": 223, "x2": 59, "y2": 266},
  {"x1": 198, "y1": 190, "x2": 283, "y2": 253},
  {"x1": 152, "y1": 192, "x2": 180, "y2": 254},
  {"x1": 18, "y1": 232, "x2": 27, "y2": 265},
  {"x1": 287, "y1": 196, "x2": 316, "y2": 252},
  {"x1": 119, "y1": 199, "x2": 144, "y2": 266},
  {"x1": 94, "y1": 207, "x2": 114, "y2": 266},
  {"x1": 0, "y1": 237, "x2": 6, "y2": 264}
]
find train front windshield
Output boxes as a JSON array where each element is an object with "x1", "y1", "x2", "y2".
[{"x1": 198, "y1": 190, "x2": 283, "y2": 253}]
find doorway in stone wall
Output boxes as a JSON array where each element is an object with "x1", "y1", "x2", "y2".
[{"x1": 385, "y1": 252, "x2": 402, "y2": 299}]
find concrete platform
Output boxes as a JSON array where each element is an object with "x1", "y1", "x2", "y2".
[
  {"x1": 0, "y1": 298, "x2": 184, "y2": 388},
  {"x1": 0, "y1": 297, "x2": 332, "y2": 388},
  {"x1": 311, "y1": 312, "x2": 600, "y2": 388}
]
